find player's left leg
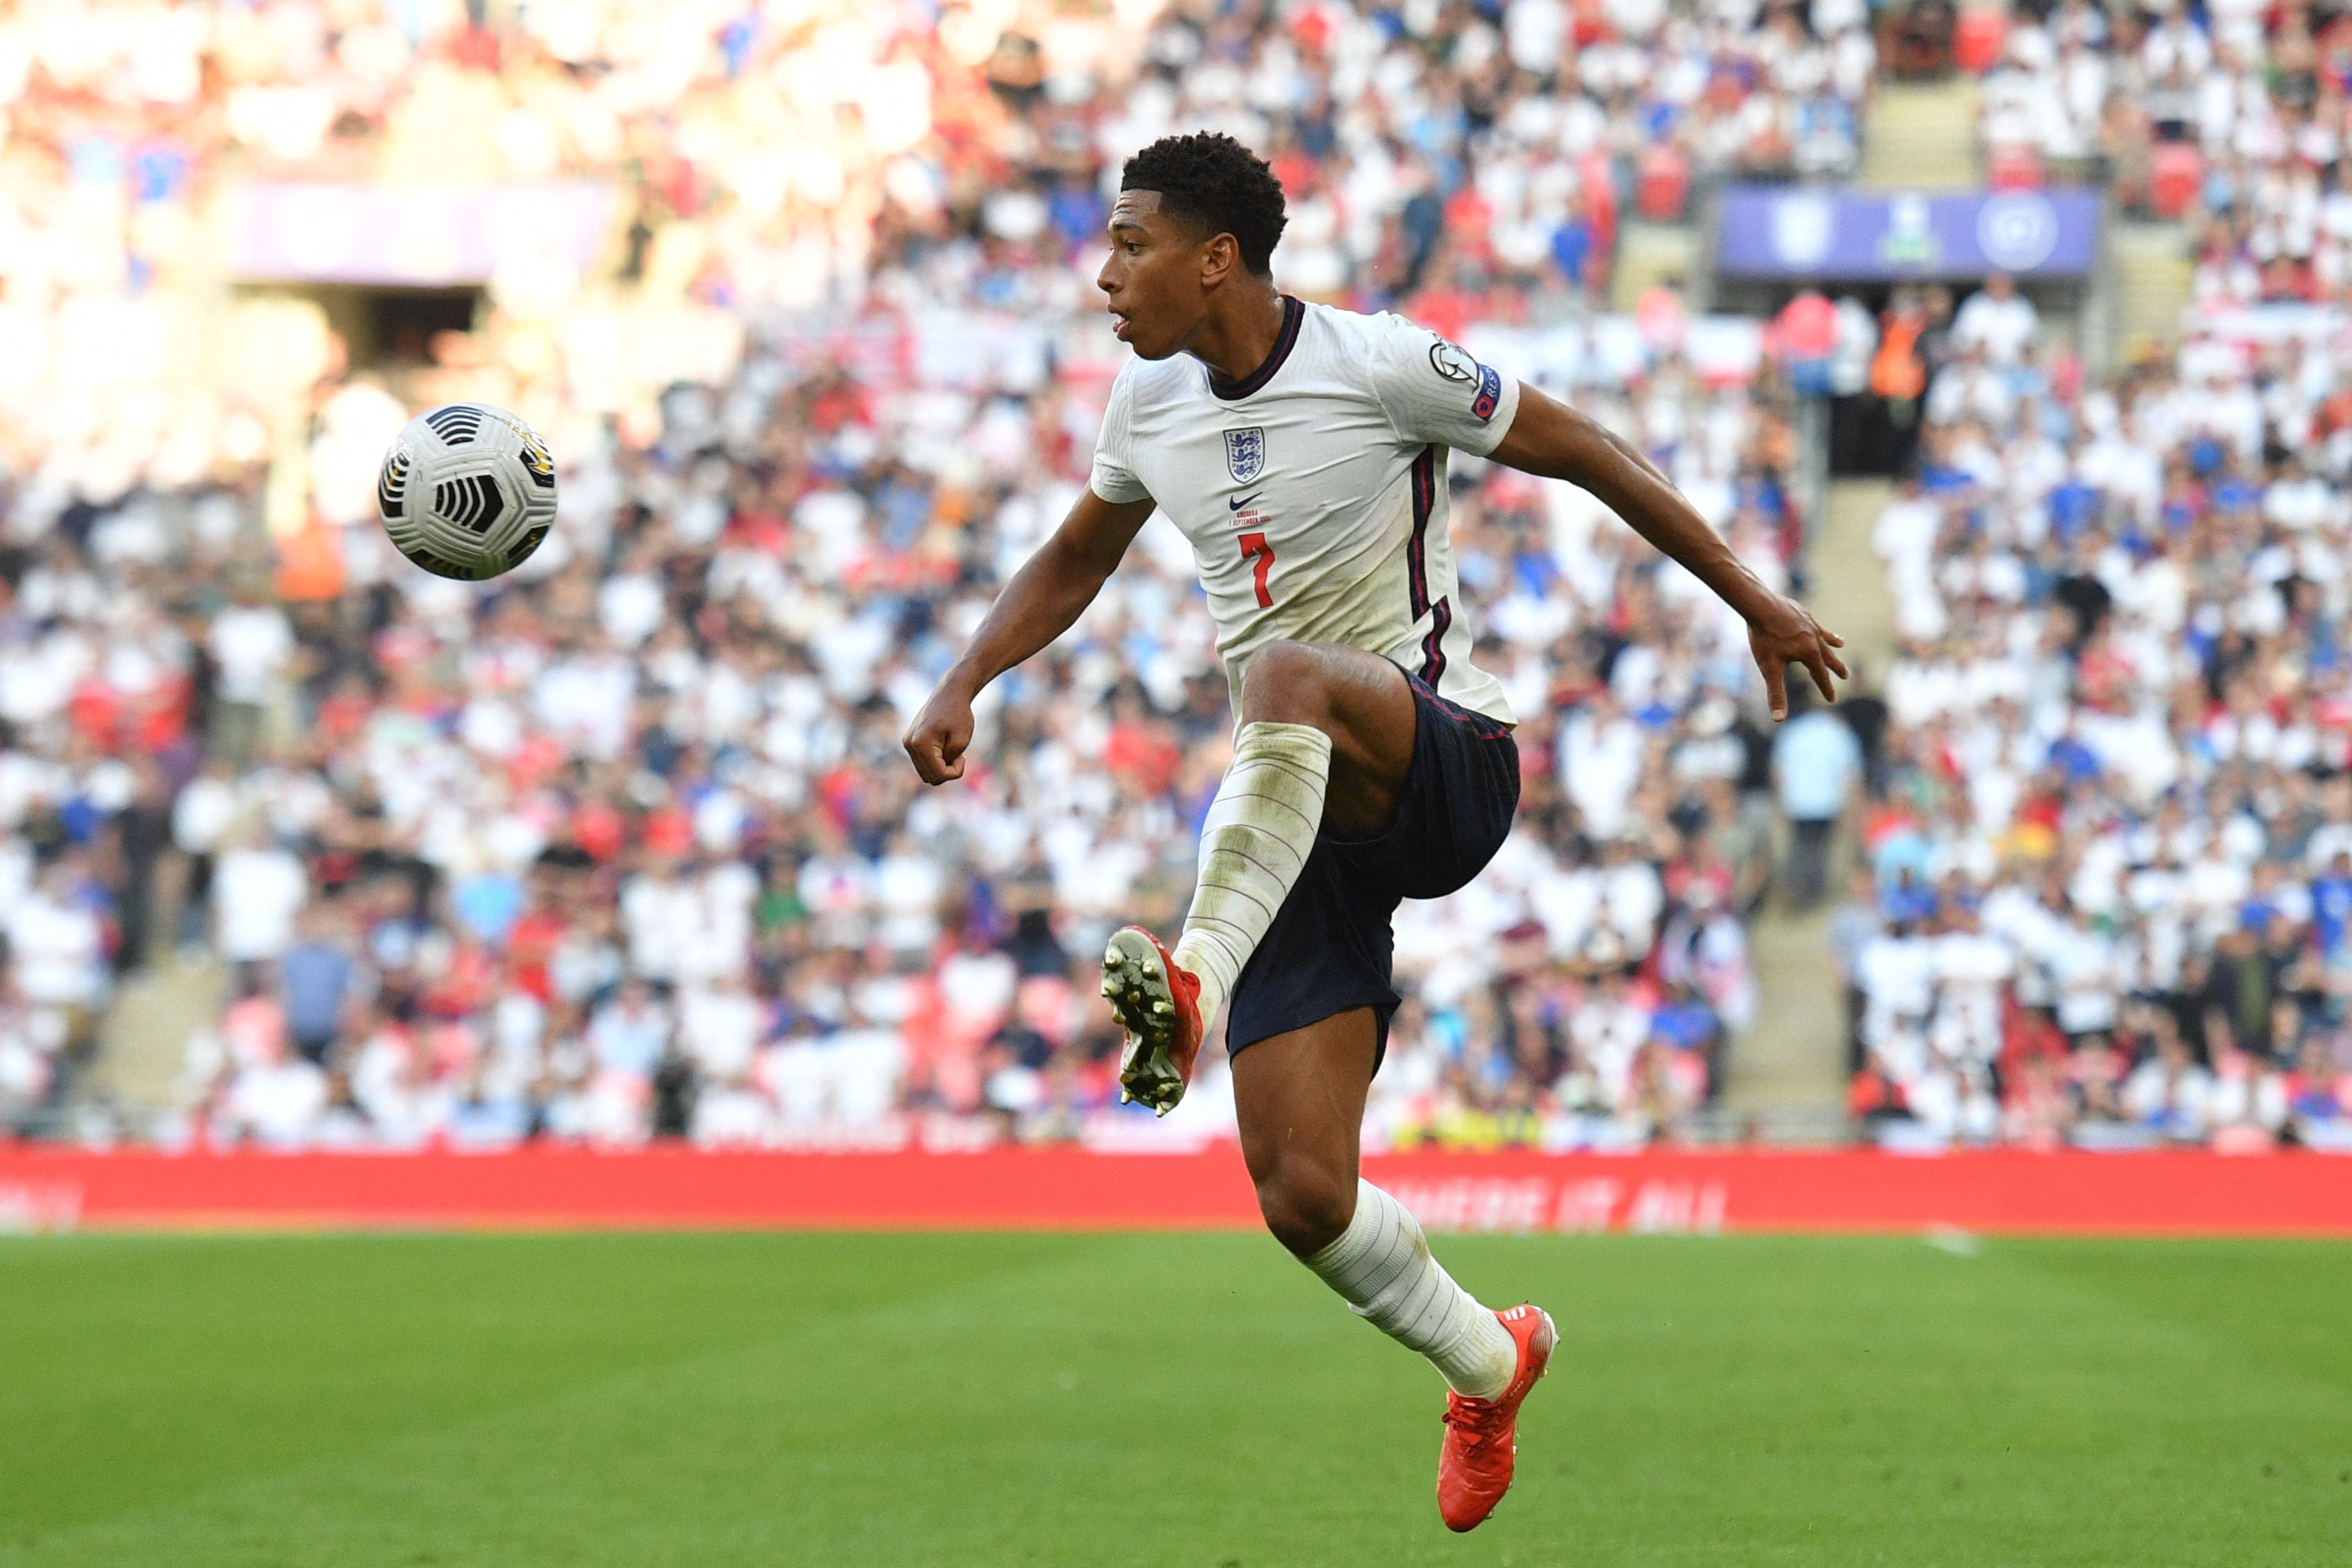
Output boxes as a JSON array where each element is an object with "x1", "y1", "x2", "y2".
[
  {"x1": 1105, "y1": 641, "x2": 1416, "y2": 1113},
  {"x1": 1110, "y1": 645, "x2": 1548, "y2": 1526},
  {"x1": 1234, "y1": 1007, "x2": 1556, "y2": 1533},
  {"x1": 1232, "y1": 1006, "x2": 1510, "y2": 1382}
]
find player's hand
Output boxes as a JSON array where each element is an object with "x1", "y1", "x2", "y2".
[
  {"x1": 1746, "y1": 593, "x2": 1849, "y2": 722},
  {"x1": 903, "y1": 683, "x2": 977, "y2": 785}
]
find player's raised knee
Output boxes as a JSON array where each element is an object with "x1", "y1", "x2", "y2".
[
  {"x1": 1240, "y1": 639, "x2": 1333, "y2": 727},
  {"x1": 1254, "y1": 1161, "x2": 1357, "y2": 1257}
]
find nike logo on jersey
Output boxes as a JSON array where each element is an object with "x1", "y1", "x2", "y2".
[{"x1": 1228, "y1": 491, "x2": 1263, "y2": 512}]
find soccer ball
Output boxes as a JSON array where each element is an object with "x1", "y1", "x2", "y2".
[{"x1": 375, "y1": 404, "x2": 557, "y2": 581}]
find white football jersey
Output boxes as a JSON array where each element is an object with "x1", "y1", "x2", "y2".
[{"x1": 1088, "y1": 296, "x2": 1522, "y2": 724}]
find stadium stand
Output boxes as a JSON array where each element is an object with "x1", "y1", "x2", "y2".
[
  {"x1": 1778, "y1": 0, "x2": 2337, "y2": 1159},
  {"x1": 3, "y1": 0, "x2": 2345, "y2": 1155},
  {"x1": 1973, "y1": 0, "x2": 2352, "y2": 309},
  {"x1": 1846, "y1": 287, "x2": 2352, "y2": 1152},
  {"x1": 0, "y1": 0, "x2": 1819, "y2": 1153}
]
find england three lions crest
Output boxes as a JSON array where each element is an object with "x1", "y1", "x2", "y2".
[{"x1": 1224, "y1": 427, "x2": 1266, "y2": 485}]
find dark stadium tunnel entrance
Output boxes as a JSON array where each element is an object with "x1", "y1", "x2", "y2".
[
  {"x1": 259, "y1": 283, "x2": 486, "y2": 374},
  {"x1": 1714, "y1": 273, "x2": 2089, "y2": 481},
  {"x1": 362, "y1": 286, "x2": 484, "y2": 366}
]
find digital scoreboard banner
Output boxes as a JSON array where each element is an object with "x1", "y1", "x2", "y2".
[
  {"x1": 1716, "y1": 186, "x2": 2104, "y2": 280},
  {"x1": 228, "y1": 182, "x2": 617, "y2": 287}
]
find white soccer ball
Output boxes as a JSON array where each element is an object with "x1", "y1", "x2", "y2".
[{"x1": 375, "y1": 403, "x2": 557, "y2": 581}]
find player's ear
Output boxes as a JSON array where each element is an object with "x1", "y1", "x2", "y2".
[{"x1": 1198, "y1": 231, "x2": 1241, "y2": 288}]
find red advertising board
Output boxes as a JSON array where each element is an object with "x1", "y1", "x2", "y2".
[{"x1": 3, "y1": 1146, "x2": 2351, "y2": 1236}]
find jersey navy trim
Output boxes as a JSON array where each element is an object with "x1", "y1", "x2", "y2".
[
  {"x1": 1207, "y1": 296, "x2": 1306, "y2": 402},
  {"x1": 1404, "y1": 445, "x2": 1450, "y2": 687},
  {"x1": 1420, "y1": 598, "x2": 1453, "y2": 686}
]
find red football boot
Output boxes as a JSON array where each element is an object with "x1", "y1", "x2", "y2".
[
  {"x1": 1100, "y1": 926, "x2": 1204, "y2": 1116},
  {"x1": 1435, "y1": 1304, "x2": 1558, "y2": 1533}
]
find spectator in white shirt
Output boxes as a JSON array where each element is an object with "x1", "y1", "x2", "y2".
[
  {"x1": 7, "y1": 862, "x2": 107, "y2": 1014},
  {"x1": 2046, "y1": 910, "x2": 2121, "y2": 1041},
  {"x1": 1857, "y1": 919, "x2": 1938, "y2": 1080},
  {"x1": 1559, "y1": 694, "x2": 1646, "y2": 842},
  {"x1": 210, "y1": 824, "x2": 308, "y2": 967},
  {"x1": 206, "y1": 586, "x2": 295, "y2": 767},
  {"x1": 2122, "y1": 1021, "x2": 2215, "y2": 1141},
  {"x1": 1948, "y1": 273, "x2": 2040, "y2": 364},
  {"x1": 587, "y1": 980, "x2": 672, "y2": 1082},
  {"x1": 678, "y1": 971, "x2": 765, "y2": 1083}
]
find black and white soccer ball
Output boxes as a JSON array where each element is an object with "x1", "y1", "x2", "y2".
[{"x1": 375, "y1": 404, "x2": 556, "y2": 581}]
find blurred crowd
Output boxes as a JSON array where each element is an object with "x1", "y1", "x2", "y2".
[
  {"x1": 22, "y1": 0, "x2": 2352, "y2": 1157},
  {"x1": 1970, "y1": 0, "x2": 2352, "y2": 308},
  {"x1": 6, "y1": 317, "x2": 1806, "y2": 1153},
  {"x1": 0, "y1": 0, "x2": 1882, "y2": 485},
  {"x1": 0, "y1": 0, "x2": 1828, "y2": 1152},
  {"x1": 1841, "y1": 272, "x2": 2352, "y2": 1150},
  {"x1": 0, "y1": 0, "x2": 1150, "y2": 490}
]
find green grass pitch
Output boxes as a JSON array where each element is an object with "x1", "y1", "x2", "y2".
[{"x1": 1, "y1": 1231, "x2": 2347, "y2": 1566}]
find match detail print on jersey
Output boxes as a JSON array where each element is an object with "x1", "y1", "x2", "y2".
[{"x1": 1085, "y1": 297, "x2": 1523, "y2": 725}]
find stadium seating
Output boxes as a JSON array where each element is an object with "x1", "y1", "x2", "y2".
[
  {"x1": 0, "y1": 0, "x2": 1830, "y2": 1154},
  {"x1": 1635, "y1": 146, "x2": 1692, "y2": 224},
  {"x1": 1984, "y1": 145, "x2": 2044, "y2": 191},
  {"x1": 1844, "y1": 285, "x2": 2352, "y2": 1150},
  {"x1": 2149, "y1": 144, "x2": 2204, "y2": 222},
  {"x1": 1952, "y1": 6, "x2": 2008, "y2": 74},
  {"x1": 6, "y1": 0, "x2": 2345, "y2": 1159}
]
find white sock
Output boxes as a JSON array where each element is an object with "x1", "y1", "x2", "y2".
[
  {"x1": 1302, "y1": 1180, "x2": 1517, "y2": 1399},
  {"x1": 1171, "y1": 720, "x2": 1331, "y2": 1023}
]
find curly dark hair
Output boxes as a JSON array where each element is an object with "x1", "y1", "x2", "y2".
[{"x1": 1120, "y1": 132, "x2": 1288, "y2": 278}]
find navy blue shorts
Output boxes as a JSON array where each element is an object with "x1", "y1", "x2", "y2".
[{"x1": 1223, "y1": 671, "x2": 1519, "y2": 1067}]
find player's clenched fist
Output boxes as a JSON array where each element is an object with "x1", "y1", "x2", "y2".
[{"x1": 903, "y1": 683, "x2": 976, "y2": 785}]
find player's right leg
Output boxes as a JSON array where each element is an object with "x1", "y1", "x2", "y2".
[
  {"x1": 1105, "y1": 641, "x2": 1417, "y2": 1113},
  {"x1": 1234, "y1": 1008, "x2": 1556, "y2": 1533}
]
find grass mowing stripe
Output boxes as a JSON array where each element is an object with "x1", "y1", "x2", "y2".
[
  {"x1": 2, "y1": 1234, "x2": 2346, "y2": 1567},
  {"x1": 1400, "y1": 1234, "x2": 2352, "y2": 1568},
  {"x1": 2001, "y1": 1236, "x2": 2352, "y2": 1397},
  {"x1": 0, "y1": 1232, "x2": 1101, "y2": 1544},
  {"x1": 2, "y1": 1233, "x2": 1194, "y2": 1568}
]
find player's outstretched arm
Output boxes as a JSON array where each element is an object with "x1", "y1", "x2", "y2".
[
  {"x1": 1487, "y1": 382, "x2": 1848, "y2": 721},
  {"x1": 903, "y1": 487, "x2": 1157, "y2": 784}
]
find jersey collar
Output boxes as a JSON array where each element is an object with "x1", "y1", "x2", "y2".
[{"x1": 1205, "y1": 295, "x2": 1304, "y2": 402}]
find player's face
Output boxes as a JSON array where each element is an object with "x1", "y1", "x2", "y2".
[{"x1": 1098, "y1": 191, "x2": 1207, "y2": 360}]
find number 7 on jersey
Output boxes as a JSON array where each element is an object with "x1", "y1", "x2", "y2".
[{"x1": 1238, "y1": 531, "x2": 1275, "y2": 608}]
